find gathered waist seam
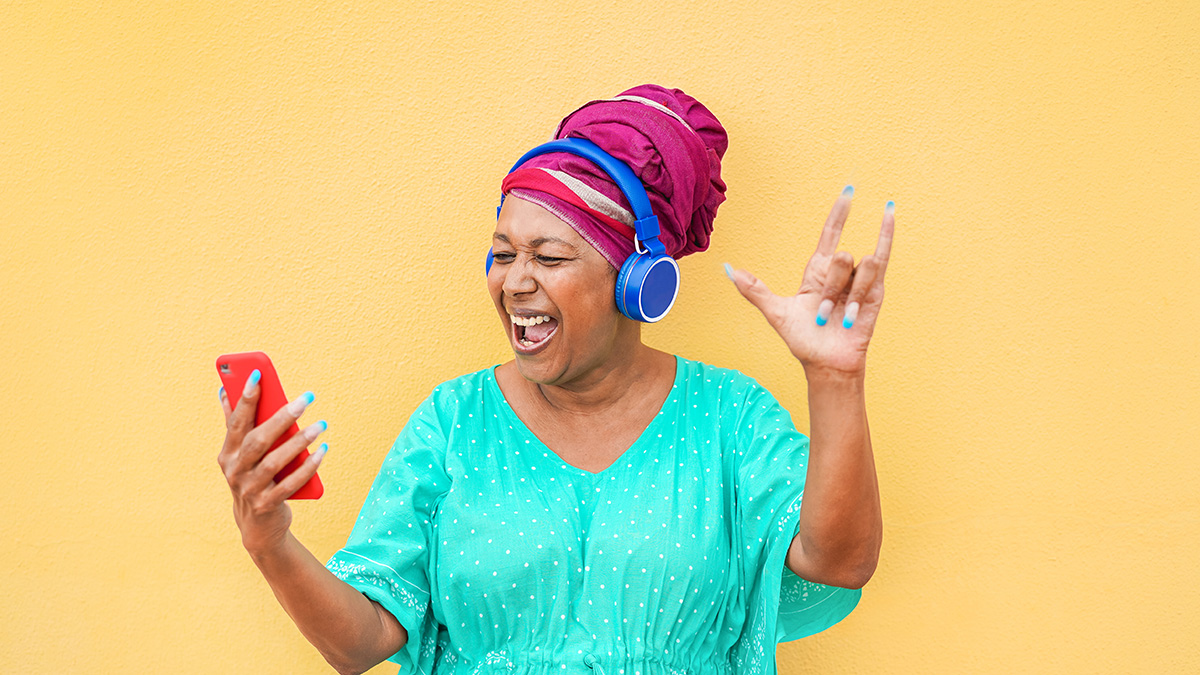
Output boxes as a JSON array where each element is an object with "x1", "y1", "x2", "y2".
[{"x1": 459, "y1": 652, "x2": 730, "y2": 675}]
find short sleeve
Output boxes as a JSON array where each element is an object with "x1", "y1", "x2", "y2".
[
  {"x1": 326, "y1": 395, "x2": 450, "y2": 673},
  {"x1": 726, "y1": 376, "x2": 860, "y2": 673}
]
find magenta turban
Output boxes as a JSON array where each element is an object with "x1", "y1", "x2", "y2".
[{"x1": 504, "y1": 84, "x2": 728, "y2": 268}]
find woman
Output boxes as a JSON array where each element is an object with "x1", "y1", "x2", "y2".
[{"x1": 218, "y1": 85, "x2": 889, "y2": 675}]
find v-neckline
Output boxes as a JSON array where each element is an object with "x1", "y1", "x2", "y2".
[{"x1": 486, "y1": 355, "x2": 682, "y2": 477}]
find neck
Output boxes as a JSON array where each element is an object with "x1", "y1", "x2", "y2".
[{"x1": 531, "y1": 327, "x2": 660, "y2": 417}]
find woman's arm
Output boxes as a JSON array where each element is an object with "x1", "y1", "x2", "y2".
[
  {"x1": 784, "y1": 368, "x2": 881, "y2": 588},
  {"x1": 727, "y1": 187, "x2": 893, "y2": 588},
  {"x1": 218, "y1": 381, "x2": 406, "y2": 675},
  {"x1": 248, "y1": 532, "x2": 407, "y2": 675}
]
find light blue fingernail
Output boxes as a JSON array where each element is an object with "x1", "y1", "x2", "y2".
[
  {"x1": 842, "y1": 185, "x2": 854, "y2": 197},
  {"x1": 843, "y1": 302, "x2": 859, "y2": 329},
  {"x1": 885, "y1": 200, "x2": 895, "y2": 213},
  {"x1": 243, "y1": 369, "x2": 261, "y2": 397},
  {"x1": 218, "y1": 386, "x2": 225, "y2": 400},
  {"x1": 302, "y1": 391, "x2": 315, "y2": 405},
  {"x1": 816, "y1": 299, "x2": 834, "y2": 326},
  {"x1": 723, "y1": 263, "x2": 735, "y2": 282},
  {"x1": 318, "y1": 420, "x2": 328, "y2": 432}
]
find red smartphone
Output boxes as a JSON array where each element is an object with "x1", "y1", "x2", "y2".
[{"x1": 216, "y1": 351, "x2": 324, "y2": 500}]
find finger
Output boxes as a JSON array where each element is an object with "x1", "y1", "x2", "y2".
[
  {"x1": 725, "y1": 263, "x2": 786, "y2": 327},
  {"x1": 217, "y1": 386, "x2": 237, "y2": 470},
  {"x1": 220, "y1": 370, "x2": 263, "y2": 470},
  {"x1": 814, "y1": 185, "x2": 855, "y2": 257},
  {"x1": 266, "y1": 443, "x2": 328, "y2": 503},
  {"x1": 873, "y1": 201, "x2": 895, "y2": 273},
  {"x1": 235, "y1": 391, "x2": 316, "y2": 474},
  {"x1": 816, "y1": 251, "x2": 854, "y2": 326},
  {"x1": 227, "y1": 369, "x2": 263, "y2": 440},
  {"x1": 255, "y1": 420, "x2": 328, "y2": 482},
  {"x1": 841, "y1": 256, "x2": 881, "y2": 329}
]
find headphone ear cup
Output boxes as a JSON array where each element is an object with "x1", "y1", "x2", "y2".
[
  {"x1": 614, "y1": 256, "x2": 638, "y2": 320},
  {"x1": 616, "y1": 253, "x2": 680, "y2": 323}
]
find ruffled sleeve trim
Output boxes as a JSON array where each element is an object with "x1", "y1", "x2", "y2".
[
  {"x1": 326, "y1": 548, "x2": 438, "y2": 670},
  {"x1": 773, "y1": 498, "x2": 861, "y2": 642}
]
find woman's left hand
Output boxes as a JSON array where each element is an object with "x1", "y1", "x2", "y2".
[{"x1": 727, "y1": 187, "x2": 894, "y2": 377}]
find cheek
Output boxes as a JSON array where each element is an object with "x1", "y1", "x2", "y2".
[{"x1": 562, "y1": 278, "x2": 620, "y2": 332}]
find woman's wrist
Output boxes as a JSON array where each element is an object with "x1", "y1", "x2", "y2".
[
  {"x1": 244, "y1": 530, "x2": 296, "y2": 569},
  {"x1": 802, "y1": 362, "x2": 867, "y2": 386}
]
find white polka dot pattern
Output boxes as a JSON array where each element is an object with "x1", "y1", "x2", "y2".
[{"x1": 326, "y1": 356, "x2": 859, "y2": 675}]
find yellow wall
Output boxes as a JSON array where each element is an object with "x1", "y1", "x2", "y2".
[{"x1": 3, "y1": 1, "x2": 1197, "y2": 672}]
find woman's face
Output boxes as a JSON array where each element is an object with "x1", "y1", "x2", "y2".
[{"x1": 488, "y1": 196, "x2": 627, "y2": 387}]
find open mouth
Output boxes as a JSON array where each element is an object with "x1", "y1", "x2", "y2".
[{"x1": 510, "y1": 313, "x2": 560, "y2": 354}]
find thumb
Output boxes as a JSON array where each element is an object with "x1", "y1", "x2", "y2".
[{"x1": 724, "y1": 263, "x2": 783, "y2": 324}]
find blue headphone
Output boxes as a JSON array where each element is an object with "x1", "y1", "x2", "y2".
[{"x1": 486, "y1": 137, "x2": 680, "y2": 323}]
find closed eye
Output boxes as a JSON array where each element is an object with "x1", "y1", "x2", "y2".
[{"x1": 490, "y1": 253, "x2": 569, "y2": 265}]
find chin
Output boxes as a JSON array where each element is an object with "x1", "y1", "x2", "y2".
[{"x1": 510, "y1": 344, "x2": 571, "y2": 382}]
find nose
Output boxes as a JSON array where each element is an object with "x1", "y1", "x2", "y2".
[{"x1": 501, "y1": 255, "x2": 538, "y2": 296}]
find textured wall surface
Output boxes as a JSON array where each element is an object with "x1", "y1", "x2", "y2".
[{"x1": 2, "y1": 1, "x2": 1198, "y2": 673}]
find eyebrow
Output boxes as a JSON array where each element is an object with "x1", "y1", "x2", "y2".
[{"x1": 492, "y1": 233, "x2": 580, "y2": 250}]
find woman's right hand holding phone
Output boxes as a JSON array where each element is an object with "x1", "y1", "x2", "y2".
[
  {"x1": 218, "y1": 371, "x2": 328, "y2": 557},
  {"x1": 215, "y1": 373, "x2": 405, "y2": 670}
]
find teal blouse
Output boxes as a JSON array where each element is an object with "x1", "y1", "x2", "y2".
[{"x1": 327, "y1": 356, "x2": 859, "y2": 675}]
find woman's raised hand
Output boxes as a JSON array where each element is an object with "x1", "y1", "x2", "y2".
[
  {"x1": 727, "y1": 187, "x2": 894, "y2": 377},
  {"x1": 218, "y1": 373, "x2": 328, "y2": 556}
]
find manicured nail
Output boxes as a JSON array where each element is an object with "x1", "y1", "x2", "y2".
[
  {"x1": 287, "y1": 391, "x2": 315, "y2": 417},
  {"x1": 304, "y1": 420, "x2": 328, "y2": 441},
  {"x1": 242, "y1": 369, "x2": 261, "y2": 397},
  {"x1": 815, "y1": 299, "x2": 834, "y2": 326},
  {"x1": 218, "y1": 386, "x2": 225, "y2": 401},
  {"x1": 885, "y1": 200, "x2": 895, "y2": 214},
  {"x1": 312, "y1": 443, "x2": 329, "y2": 465},
  {"x1": 723, "y1": 263, "x2": 735, "y2": 282},
  {"x1": 842, "y1": 185, "x2": 854, "y2": 198},
  {"x1": 843, "y1": 302, "x2": 859, "y2": 329}
]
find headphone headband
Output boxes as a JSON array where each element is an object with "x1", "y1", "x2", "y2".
[
  {"x1": 504, "y1": 138, "x2": 663, "y2": 255},
  {"x1": 490, "y1": 136, "x2": 680, "y2": 323}
]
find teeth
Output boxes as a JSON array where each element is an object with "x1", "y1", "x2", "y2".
[{"x1": 509, "y1": 314, "x2": 553, "y2": 327}]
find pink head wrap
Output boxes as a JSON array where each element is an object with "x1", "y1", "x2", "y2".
[{"x1": 502, "y1": 85, "x2": 728, "y2": 268}]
